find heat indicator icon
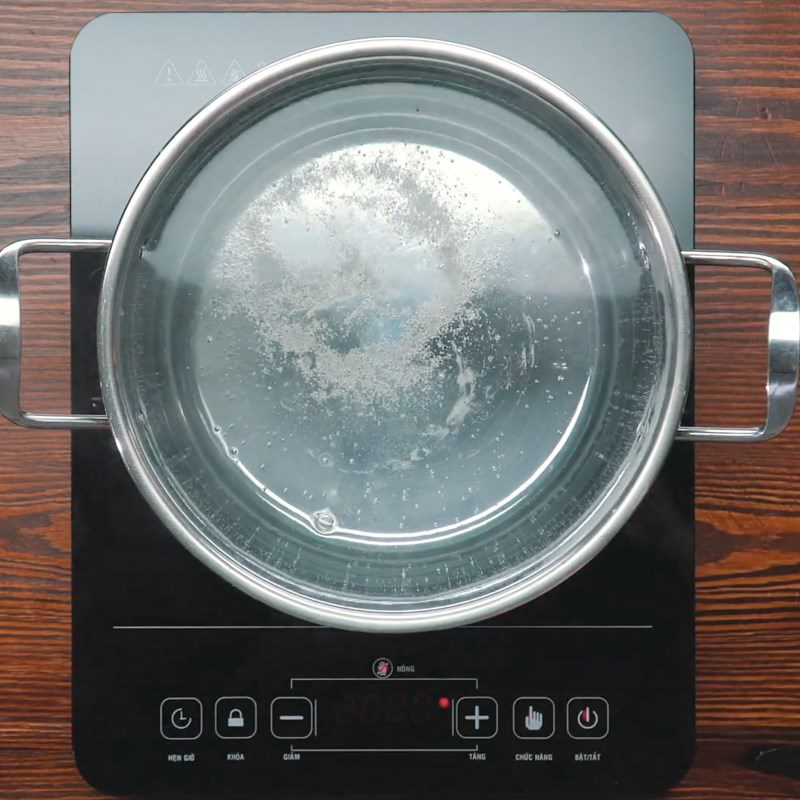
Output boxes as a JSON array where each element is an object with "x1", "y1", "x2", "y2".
[{"x1": 371, "y1": 657, "x2": 393, "y2": 678}]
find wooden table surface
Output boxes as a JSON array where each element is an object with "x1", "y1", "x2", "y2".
[{"x1": 1, "y1": 1, "x2": 800, "y2": 797}]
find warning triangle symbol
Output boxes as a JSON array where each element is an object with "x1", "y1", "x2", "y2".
[
  {"x1": 154, "y1": 59, "x2": 183, "y2": 86},
  {"x1": 222, "y1": 59, "x2": 246, "y2": 86},
  {"x1": 187, "y1": 59, "x2": 215, "y2": 86}
]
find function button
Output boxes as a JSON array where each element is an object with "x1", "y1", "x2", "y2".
[
  {"x1": 513, "y1": 697, "x2": 555, "y2": 739},
  {"x1": 455, "y1": 696, "x2": 498, "y2": 739},
  {"x1": 567, "y1": 697, "x2": 609, "y2": 740},
  {"x1": 160, "y1": 697, "x2": 203, "y2": 740},
  {"x1": 214, "y1": 696, "x2": 257, "y2": 739},
  {"x1": 270, "y1": 697, "x2": 314, "y2": 739}
]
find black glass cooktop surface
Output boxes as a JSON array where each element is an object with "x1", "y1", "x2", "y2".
[{"x1": 71, "y1": 12, "x2": 694, "y2": 796}]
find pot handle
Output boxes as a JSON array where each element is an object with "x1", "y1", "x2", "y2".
[
  {"x1": 677, "y1": 249, "x2": 799, "y2": 442},
  {"x1": 0, "y1": 237, "x2": 111, "y2": 429}
]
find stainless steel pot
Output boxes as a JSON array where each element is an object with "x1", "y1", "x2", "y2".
[{"x1": 1, "y1": 39, "x2": 798, "y2": 631}]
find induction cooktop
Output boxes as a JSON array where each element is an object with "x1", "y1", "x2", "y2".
[{"x1": 70, "y1": 12, "x2": 695, "y2": 796}]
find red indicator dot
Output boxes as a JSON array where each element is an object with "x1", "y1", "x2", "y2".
[{"x1": 438, "y1": 697, "x2": 451, "y2": 710}]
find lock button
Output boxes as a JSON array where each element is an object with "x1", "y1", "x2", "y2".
[
  {"x1": 228, "y1": 708, "x2": 245, "y2": 728},
  {"x1": 214, "y1": 697, "x2": 257, "y2": 739}
]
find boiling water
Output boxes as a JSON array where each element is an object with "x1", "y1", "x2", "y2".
[{"x1": 192, "y1": 141, "x2": 597, "y2": 542}]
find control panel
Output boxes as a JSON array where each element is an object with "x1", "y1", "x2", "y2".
[
  {"x1": 72, "y1": 613, "x2": 692, "y2": 795},
  {"x1": 157, "y1": 679, "x2": 611, "y2": 749}
]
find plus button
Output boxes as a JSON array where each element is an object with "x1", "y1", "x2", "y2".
[
  {"x1": 455, "y1": 697, "x2": 498, "y2": 739},
  {"x1": 465, "y1": 704, "x2": 489, "y2": 730}
]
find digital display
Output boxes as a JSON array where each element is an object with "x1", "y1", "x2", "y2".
[{"x1": 311, "y1": 682, "x2": 463, "y2": 748}]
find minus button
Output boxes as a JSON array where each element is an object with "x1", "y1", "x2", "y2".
[{"x1": 270, "y1": 697, "x2": 314, "y2": 739}]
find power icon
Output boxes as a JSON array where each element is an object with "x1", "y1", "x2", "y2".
[
  {"x1": 567, "y1": 697, "x2": 609, "y2": 740},
  {"x1": 576, "y1": 706, "x2": 599, "y2": 730}
]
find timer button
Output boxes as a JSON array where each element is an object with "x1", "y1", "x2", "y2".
[
  {"x1": 160, "y1": 697, "x2": 202, "y2": 740},
  {"x1": 567, "y1": 697, "x2": 609, "y2": 740}
]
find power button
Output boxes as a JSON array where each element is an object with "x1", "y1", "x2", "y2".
[{"x1": 567, "y1": 697, "x2": 609, "y2": 740}]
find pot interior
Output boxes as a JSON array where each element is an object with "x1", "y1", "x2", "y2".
[{"x1": 104, "y1": 45, "x2": 685, "y2": 626}]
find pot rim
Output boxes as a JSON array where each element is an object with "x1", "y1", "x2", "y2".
[{"x1": 97, "y1": 37, "x2": 692, "y2": 632}]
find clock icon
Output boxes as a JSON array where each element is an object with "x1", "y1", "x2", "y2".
[
  {"x1": 171, "y1": 707, "x2": 193, "y2": 730},
  {"x1": 161, "y1": 698, "x2": 203, "y2": 739}
]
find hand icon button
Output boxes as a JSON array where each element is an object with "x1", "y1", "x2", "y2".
[
  {"x1": 513, "y1": 698, "x2": 555, "y2": 739},
  {"x1": 524, "y1": 707, "x2": 544, "y2": 732}
]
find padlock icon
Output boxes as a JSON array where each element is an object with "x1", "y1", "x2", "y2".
[{"x1": 227, "y1": 708, "x2": 245, "y2": 728}]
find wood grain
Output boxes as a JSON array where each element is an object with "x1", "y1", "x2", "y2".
[{"x1": 1, "y1": 1, "x2": 800, "y2": 797}]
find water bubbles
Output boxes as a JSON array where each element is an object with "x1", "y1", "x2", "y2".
[
  {"x1": 196, "y1": 137, "x2": 602, "y2": 544},
  {"x1": 638, "y1": 242, "x2": 651, "y2": 271},
  {"x1": 312, "y1": 509, "x2": 337, "y2": 535}
]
